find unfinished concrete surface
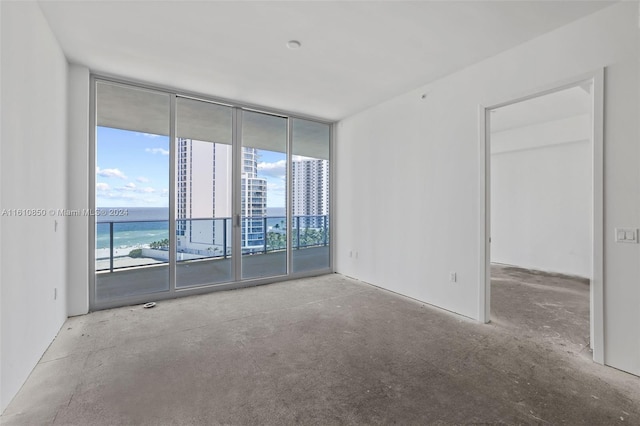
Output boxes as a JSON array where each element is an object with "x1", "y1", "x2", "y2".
[
  {"x1": 2, "y1": 273, "x2": 638, "y2": 425},
  {"x1": 491, "y1": 263, "x2": 592, "y2": 360}
]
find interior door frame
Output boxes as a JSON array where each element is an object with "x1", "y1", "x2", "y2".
[{"x1": 477, "y1": 68, "x2": 605, "y2": 364}]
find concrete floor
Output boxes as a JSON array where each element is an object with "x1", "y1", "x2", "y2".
[
  {"x1": 491, "y1": 263, "x2": 592, "y2": 359},
  {"x1": 2, "y1": 272, "x2": 639, "y2": 425}
]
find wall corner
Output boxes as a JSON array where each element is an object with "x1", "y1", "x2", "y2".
[{"x1": 67, "y1": 64, "x2": 90, "y2": 316}]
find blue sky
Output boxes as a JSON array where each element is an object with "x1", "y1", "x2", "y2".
[
  {"x1": 96, "y1": 127, "x2": 170, "y2": 207},
  {"x1": 256, "y1": 152, "x2": 286, "y2": 210},
  {"x1": 96, "y1": 127, "x2": 286, "y2": 208}
]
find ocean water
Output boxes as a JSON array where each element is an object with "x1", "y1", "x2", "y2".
[
  {"x1": 95, "y1": 207, "x2": 289, "y2": 249},
  {"x1": 96, "y1": 207, "x2": 169, "y2": 249}
]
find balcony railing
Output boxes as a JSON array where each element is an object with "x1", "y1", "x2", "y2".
[{"x1": 96, "y1": 215, "x2": 329, "y2": 272}]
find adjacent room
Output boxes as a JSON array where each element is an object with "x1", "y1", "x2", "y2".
[
  {"x1": 489, "y1": 85, "x2": 593, "y2": 358},
  {"x1": 1, "y1": 0, "x2": 639, "y2": 424}
]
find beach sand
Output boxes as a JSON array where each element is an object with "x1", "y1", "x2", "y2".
[{"x1": 96, "y1": 256, "x2": 164, "y2": 270}]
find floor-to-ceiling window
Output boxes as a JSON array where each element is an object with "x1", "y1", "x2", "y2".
[
  {"x1": 241, "y1": 110, "x2": 288, "y2": 279},
  {"x1": 174, "y1": 97, "x2": 234, "y2": 288},
  {"x1": 92, "y1": 78, "x2": 331, "y2": 309},
  {"x1": 291, "y1": 118, "x2": 330, "y2": 273},
  {"x1": 94, "y1": 81, "x2": 170, "y2": 303}
]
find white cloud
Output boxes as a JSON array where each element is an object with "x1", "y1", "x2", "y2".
[
  {"x1": 267, "y1": 182, "x2": 284, "y2": 191},
  {"x1": 292, "y1": 155, "x2": 314, "y2": 161},
  {"x1": 265, "y1": 181, "x2": 286, "y2": 208},
  {"x1": 258, "y1": 159, "x2": 286, "y2": 171},
  {"x1": 96, "y1": 182, "x2": 110, "y2": 192},
  {"x1": 257, "y1": 159, "x2": 286, "y2": 178},
  {"x1": 138, "y1": 132, "x2": 162, "y2": 139},
  {"x1": 97, "y1": 189, "x2": 166, "y2": 207},
  {"x1": 145, "y1": 148, "x2": 170, "y2": 155},
  {"x1": 117, "y1": 182, "x2": 156, "y2": 194},
  {"x1": 97, "y1": 166, "x2": 127, "y2": 180},
  {"x1": 136, "y1": 176, "x2": 150, "y2": 183}
]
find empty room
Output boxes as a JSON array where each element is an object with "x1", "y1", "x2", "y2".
[
  {"x1": 489, "y1": 86, "x2": 594, "y2": 359},
  {"x1": 1, "y1": 1, "x2": 639, "y2": 424}
]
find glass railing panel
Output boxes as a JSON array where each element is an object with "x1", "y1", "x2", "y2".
[
  {"x1": 95, "y1": 217, "x2": 170, "y2": 303},
  {"x1": 176, "y1": 218, "x2": 232, "y2": 288},
  {"x1": 96, "y1": 219, "x2": 169, "y2": 272}
]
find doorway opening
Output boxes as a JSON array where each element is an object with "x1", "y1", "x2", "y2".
[{"x1": 479, "y1": 71, "x2": 604, "y2": 363}]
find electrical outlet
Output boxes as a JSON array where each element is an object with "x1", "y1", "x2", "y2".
[{"x1": 449, "y1": 272, "x2": 457, "y2": 283}]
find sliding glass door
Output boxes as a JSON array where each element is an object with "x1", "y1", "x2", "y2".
[
  {"x1": 94, "y1": 81, "x2": 170, "y2": 303},
  {"x1": 92, "y1": 78, "x2": 331, "y2": 309},
  {"x1": 291, "y1": 118, "x2": 330, "y2": 273},
  {"x1": 175, "y1": 97, "x2": 233, "y2": 288},
  {"x1": 241, "y1": 111, "x2": 288, "y2": 279}
]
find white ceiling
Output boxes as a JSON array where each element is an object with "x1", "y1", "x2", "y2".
[{"x1": 38, "y1": 0, "x2": 614, "y2": 121}]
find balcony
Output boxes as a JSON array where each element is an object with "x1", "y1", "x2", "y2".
[{"x1": 95, "y1": 215, "x2": 330, "y2": 303}]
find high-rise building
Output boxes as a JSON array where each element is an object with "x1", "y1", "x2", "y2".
[
  {"x1": 241, "y1": 147, "x2": 267, "y2": 251},
  {"x1": 176, "y1": 145, "x2": 329, "y2": 253},
  {"x1": 292, "y1": 156, "x2": 329, "y2": 229},
  {"x1": 176, "y1": 139, "x2": 266, "y2": 254}
]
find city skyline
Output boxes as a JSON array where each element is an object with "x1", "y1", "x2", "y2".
[
  {"x1": 96, "y1": 126, "x2": 289, "y2": 209},
  {"x1": 175, "y1": 138, "x2": 329, "y2": 253}
]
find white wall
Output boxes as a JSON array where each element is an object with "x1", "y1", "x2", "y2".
[
  {"x1": 67, "y1": 64, "x2": 90, "y2": 317},
  {"x1": 0, "y1": 0, "x2": 4, "y2": 413},
  {"x1": 491, "y1": 115, "x2": 591, "y2": 277},
  {"x1": 336, "y1": 2, "x2": 640, "y2": 375},
  {"x1": 0, "y1": 2, "x2": 70, "y2": 412}
]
